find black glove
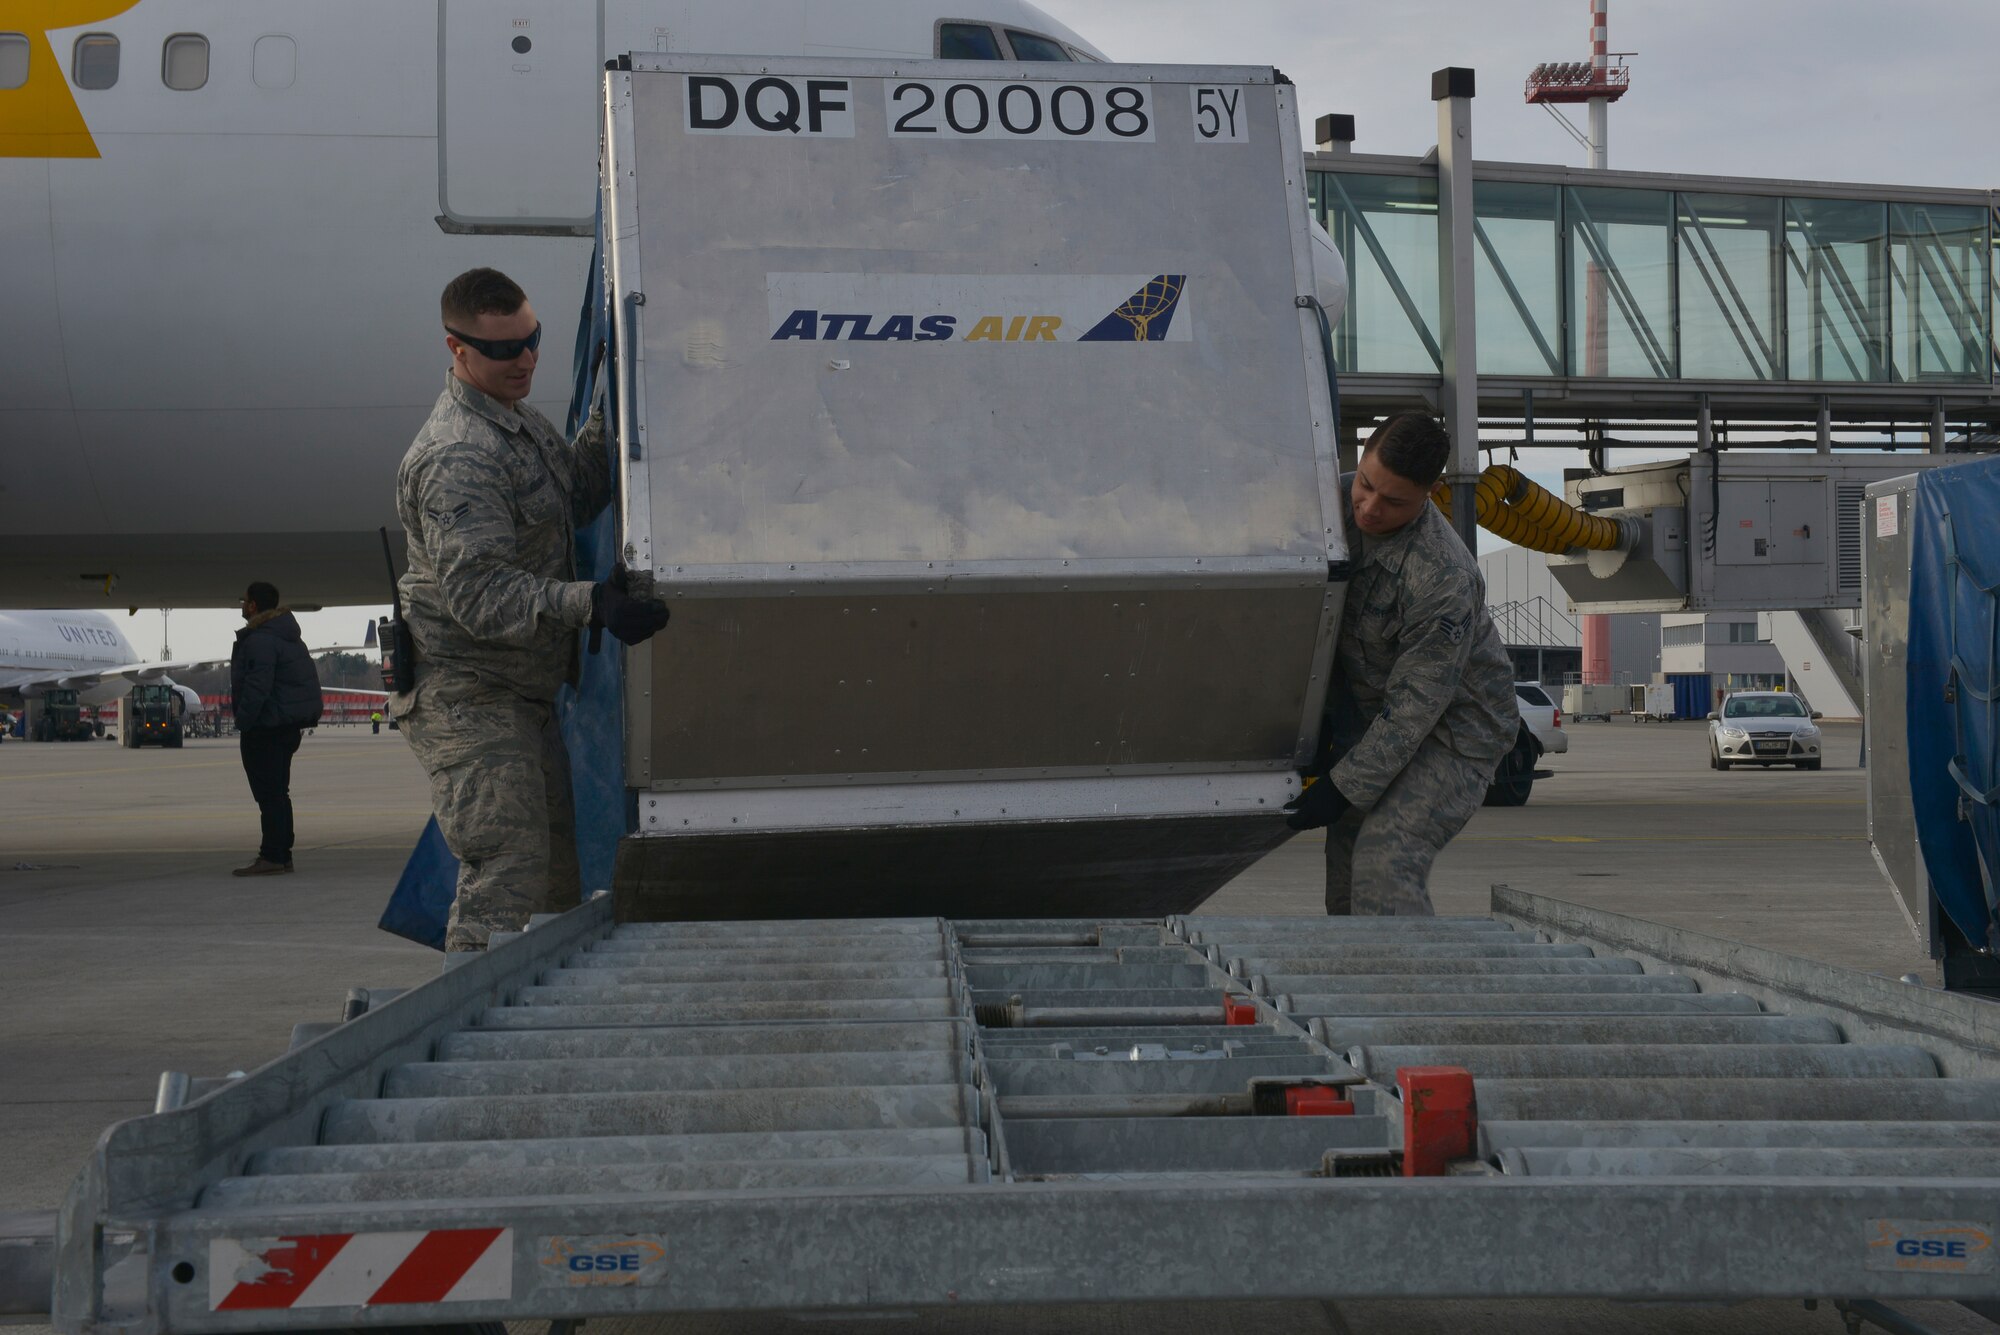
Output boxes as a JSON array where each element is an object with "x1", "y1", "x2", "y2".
[
  {"x1": 1283, "y1": 776, "x2": 1351, "y2": 831},
  {"x1": 589, "y1": 566, "x2": 670, "y2": 649}
]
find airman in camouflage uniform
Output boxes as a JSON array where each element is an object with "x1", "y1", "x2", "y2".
[
  {"x1": 392, "y1": 268, "x2": 668, "y2": 952},
  {"x1": 1286, "y1": 413, "x2": 1518, "y2": 916}
]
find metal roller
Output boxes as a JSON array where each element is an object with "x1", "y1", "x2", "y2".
[
  {"x1": 1313, "y1": 1015, "x2": 1839, "y2": 1048},
  {"x1": 250, "y1": 1126, "x2": 985, "y2": 1177},
  {"x1": 1474, "y1": 1078, "x2": 2000, "y2": 1123},
  {"x1": 514, "y1": 979, "x2": 955, "y2": 1006},
  {"x1": 382, "y1": 1052, "x2": 969, "y2": 1099},
  {"x1": 1193, "y1": 929, "x2": 1534, "y2": 947},
  {"x1": 438, "y1": 1022, "x2": 968, "y2": 1064},
  {"x1": 1257, "y1": 973, "x2": 1693, "y2": 994},
  {"x1": 582, "y1": 939, "x2": 948, "y2": 960},
  {"x1": 1282, "y1": 993, "x2": 1759, "y2": 1017},
  {"x1": 1230, "y1": 944, "x2": 1597, "y2": 962},
  {"x1": 1238, "y1": 958, "x2": 1643, "y2": 977},
  {"x1": 476, "y1": 998, "x2": 962, "y2": 1028},
  {"x1": 1498, "y1": 1147, "x2": 2000, "y2": 1178},
  {"x1": 1479, "y1": 1120, "x2": 2000, "y2": 1154},
  {"x1": 985, "y1": 1055, "x2": 1352, "y2": 1098},
  {"x1": 613, "y1": 920, "x2": 944, "y2": 939},
  {"x1": 553, "y1": 958, "x2": 952, "y2": 980},
  {"x1": 1006, "y1": 1115, "x2": 1389, "y2": 1175},
  {"x1": 1178, "y1": 915, "x2": 1507, "y2": 930},
  {"x1": 1350, "y1": 1043, "x2": 1937, "y2": 1081},
  {"x1": 960, "y1": 965, "x2": 1218, "y2": 989},
  {"x1": 319, "y1": 1083, "x2": 980, "y2": 1144},
  {"x1": 203, "y1": 1155, "x2": 990, "y2": 1206}
]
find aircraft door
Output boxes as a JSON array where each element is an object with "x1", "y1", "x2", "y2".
[{"x1": 439, "y1": 0, "x2": 602, "y2": 229}]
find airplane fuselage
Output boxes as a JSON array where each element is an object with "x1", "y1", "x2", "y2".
[
  {"x1": 0, "y1": 609, "x2": 140, "y2": 704},
  {"x1": 0, "y1": 0, "x2": 1102, "y2": 609}
]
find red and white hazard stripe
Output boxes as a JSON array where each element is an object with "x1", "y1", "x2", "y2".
[{"x1": 210, "y1": 1229, "x2": 513, "y2": 1311}]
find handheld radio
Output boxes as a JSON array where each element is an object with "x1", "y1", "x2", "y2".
[{"x1": 378, "y1": 526, "x2": 416, "y2": 694}]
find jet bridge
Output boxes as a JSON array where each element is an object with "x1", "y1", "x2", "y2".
[
  {"x1": 600, "y1": 56, "x2": 1346, "y2": 921},
  {"x1": 31, "y1": 889, "x2": 2000, "y2": 1331}
]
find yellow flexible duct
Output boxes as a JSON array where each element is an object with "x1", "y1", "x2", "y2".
[{"x1": 1429, "y1": 464, "x2": 1627, "y2": 554}]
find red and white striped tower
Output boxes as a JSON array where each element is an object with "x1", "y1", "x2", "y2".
[
  {"x1": 1587, "y1": 0, "x2": 1609, "y2": 169},
  {"x1": 1581, "y1": 0, "x2": 1612, "y2": 684}
]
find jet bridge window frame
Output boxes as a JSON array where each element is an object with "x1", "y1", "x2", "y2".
[
  {"x1": 161, "y1": 33, "x2": 208, "y2": 91},
  {"x1": 72, "y1": 32, "x2": 119, "y2": 91},
  {"x1": 0, "y1": 32, "x2": 28, "y2": 90}
]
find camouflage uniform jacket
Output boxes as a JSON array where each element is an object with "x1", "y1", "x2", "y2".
[
  {"x1": 1328, "y1": 497, "x2": 1518, "y2": 808},
  {"x1": 394, "y1": 373, "x2": 613, "y2": 705}
]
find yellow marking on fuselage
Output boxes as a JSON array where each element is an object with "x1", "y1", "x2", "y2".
[{"x1": 0, "y1": 2, "x2": 145, "y2": 159}]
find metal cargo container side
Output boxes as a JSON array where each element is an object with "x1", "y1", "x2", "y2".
[{"x1": 602, "y1": 58, "x2": 1346, "y2": 920}]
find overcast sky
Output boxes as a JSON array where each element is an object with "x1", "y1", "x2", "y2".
[{"x1": 150, "y1": 0, "x2": 1998, "y2": 663}]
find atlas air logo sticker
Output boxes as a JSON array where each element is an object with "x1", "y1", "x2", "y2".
[
  {"x1": 539, "y1": 1235, "x2": 668, "y2": 1288},
  {"x1": 766, "y1": 274, "x2": 1190, "y2": 345},
  {"x1": 1866, "y1": 1220, "x2": 1995, "y2": 1275}
]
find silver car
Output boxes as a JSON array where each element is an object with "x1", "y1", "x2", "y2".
[{"x1": 1708, "y1": 691, "x2": 1825, "y2": 771}]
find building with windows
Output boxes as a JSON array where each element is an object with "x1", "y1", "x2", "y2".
[
  {"x1": 1659, "y1": 613, "x2": 1787, "y2": 715},
  {"x1": 1480, "y1": 545, "x2": 1658, "y2": 688}
]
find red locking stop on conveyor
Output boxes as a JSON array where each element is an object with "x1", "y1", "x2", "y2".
[
  {"x1": 1223, "y1": 996, "x2": 1259, "y2": 1025},
  {"x1": 1283, "y1": 1085, "x2": 1355, "y2": 1116},
  {"x1": 1396, "y1": 1065, "x2": 1477, "y2": 1176}
]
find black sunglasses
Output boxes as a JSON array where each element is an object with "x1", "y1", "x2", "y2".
[{"x1": 446, "y1": 322, "x2": 543, "y2": 361}]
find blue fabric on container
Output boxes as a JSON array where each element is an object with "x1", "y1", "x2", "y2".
[
  {"x1": 558, "y1": 203, "x2": 628, "y2": 899},
  {"x1": 378, "y1": 817, "x2": 454, "y2": 950},
  {"x1": 1908, "y1": 456, "x2": 2000, "y2": 951},
  {"x1": 380, "y1": 201, "x2": 624, "y2": 949}
]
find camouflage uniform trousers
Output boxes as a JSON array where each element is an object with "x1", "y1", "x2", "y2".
[
  {"x1": 1323, "y1": 737, "x2": 1493, "y2": 916},
  {"x1": 399, "y1": 682, "x2": 581, "y2": 951}
]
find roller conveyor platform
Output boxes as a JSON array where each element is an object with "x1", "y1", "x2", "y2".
[{"x1": 38, "y1": 887, "x2": 2000, "y2": 1332}]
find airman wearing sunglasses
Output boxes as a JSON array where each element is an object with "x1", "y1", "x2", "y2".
[{"x1": 393, "y1": 267, "x2": 670, "y2": 952}]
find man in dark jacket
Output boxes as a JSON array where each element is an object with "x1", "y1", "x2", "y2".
[{"x1": 230, "y1": 581, "x2": 324, "y2": 876}]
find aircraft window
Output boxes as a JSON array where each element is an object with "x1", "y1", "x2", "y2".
[
  {"x1": 73, "y1": 33, "x2": 119, "y2": 90},
  {"x1": 1004, "y1": 30, "x2": 1073, "y2": 61},
  {"x1": 162, "y1": 34, "x2": 208, "y2": 90},
  {"x1": 938, "y1": 22, "x2": 1003, "y2": 59},
  {"x1": 0, "y1": 34, "x2": 28, "y2": 90},
  {"x1": 252, "y1": 34, "x2": 295, "y2": 90}
]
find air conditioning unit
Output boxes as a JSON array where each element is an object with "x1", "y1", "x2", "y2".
[{"x1": 1548, "y1": 452, "x2": 1953, "y2": 614}]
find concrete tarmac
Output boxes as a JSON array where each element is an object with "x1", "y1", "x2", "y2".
[{"x1": 2, "y1": 720, "x2": 1980, "y2": 1335}]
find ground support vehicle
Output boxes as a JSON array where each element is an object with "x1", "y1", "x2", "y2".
[
  {"x1": 1630, "y1": 682, "x2": 1677, "y2": 722},
  {"x1": 19, "y1": 886, "x2": 2000, "y2": 1332},
  {"x1": 122, "y1": 684, "x2": 186, "y2": 749},
  {"x1": 29, "y1": 688, "x2": 96, "y2": 742},
  {"x1": 1561, "y1": 683, "x2": 1625, "y2": 722}
]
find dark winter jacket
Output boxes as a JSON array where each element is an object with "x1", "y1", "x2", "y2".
[{"x1": 231, "y1": 609, "x2": 324, "y2": 732}]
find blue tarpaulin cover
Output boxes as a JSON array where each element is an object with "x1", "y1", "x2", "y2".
[
  {"x1": 379, "y1": 218, "x2": 623, "y2": 950},
  {"x1": 1907, "y1": 456, "x2": 2000, "y2": 952}
]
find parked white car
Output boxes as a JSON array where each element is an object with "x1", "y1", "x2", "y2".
[
  {"x1": 1708, "y1": 691, "x2": 1825, "y2": 771},
  {"x1": 1485, "y1": 683, "x2": 1563, "y2": 807},
  {"x1": 1515, "y1": 682, "x2": 1569, "y2": 755}
]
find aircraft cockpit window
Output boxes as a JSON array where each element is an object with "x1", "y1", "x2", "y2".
[
  {"x1": 938, "y1": 22, "x2": 1003, "y2": 60},
  {"x1": 1004, "y1": 30, "x2": 1073, "y2": 61},
  {"x1": 162, "y1": 34, "x2": 208, "y2": 91},
  {"x1": 0, "y1": 34, "x2": 28, "y2": 90},
  {"x1": 73, "y1": 33, "x2": 119, "y2": 90}
]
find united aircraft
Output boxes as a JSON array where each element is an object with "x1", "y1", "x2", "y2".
[
  {"x1": 0, "y1": 608, "x2": 198, "y2": 711},
  {"x1": 1, "y1": 0, "x2": 1345, "y2": 610}
]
